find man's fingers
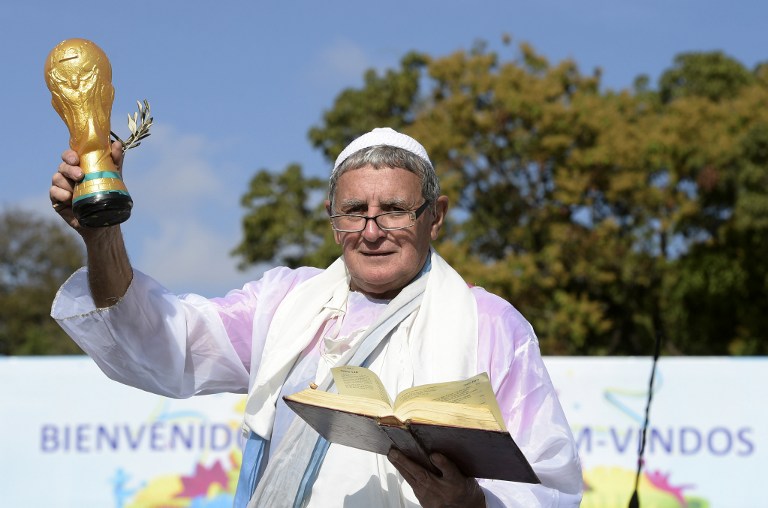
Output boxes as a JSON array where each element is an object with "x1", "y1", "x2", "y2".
[
  {"x1": 50, "y1": 185, "x2": 72, "y2": 206},
  {"x1": 429, "y1": 452, "x2": 462, "y2": 479},
  {"x1": 52, "y1": 168, "x2": 77, "y2": 189},
  {"x1": 61, "y1": 149, "x2": 79, "y2": 167},
  {"x1": 388, "y1": 449, "x2": 443, "y2": 490},
  {"x1": 58, "y1": 159, "x2": 83, "y2": 182},
  {"x1": 389, "y1": 449, "x2": 485, "y2": 507},
  {"x1": 430, "y1": 453, "x2": 485, "y2": 507},
  {"x1": 50, "y1": 173, "x2": 75, "y2": 215},
  {"x1": 389, "y1": 450, "x2": 428, "y2": 483},
  {"x1": 52, "y1": 159, "x2": 79, "y2": 215},
  {"x1": 52, "y1": 161, "x2": 76, "y2": 191}
]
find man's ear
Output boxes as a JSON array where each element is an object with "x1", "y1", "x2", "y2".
[
  {"x1": 326, "y1": 200, "x2": 342, "y2": 244},
  {"x1": 430, "y1": 195, "x2": 449, "y2": 241}
]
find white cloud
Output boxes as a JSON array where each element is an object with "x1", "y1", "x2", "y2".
[
  {"x1": 119, "y1": 123, "x2": 270, "y2": 297},
  {"x1": 124, "y1": 124, "x2": 229, "y2": 214},
  {"x1": 134, "y1": 219, "x2": 268, "y2": 297},
  {"x1": 18, "y1": 122, "x2": 277, "y2": 297},
  {"x1": 321, "y1": 39, "x2": 371, "y2": 80}
]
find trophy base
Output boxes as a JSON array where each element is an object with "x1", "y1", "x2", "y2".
[{"x1": 73, "y1": 193, "x2": 133, "y2": 228}]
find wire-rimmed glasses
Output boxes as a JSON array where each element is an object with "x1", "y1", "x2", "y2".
[{"x1": 329, "y1": 201, "x2": 431, "y2": 232}]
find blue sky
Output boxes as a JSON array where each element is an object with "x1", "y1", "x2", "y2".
[{"x1": 3, "y1": 0, "x2": 766, "y2": 297}]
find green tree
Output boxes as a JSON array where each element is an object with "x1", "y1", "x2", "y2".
[
  {"x1": 663, "y1": 121, "x2": 768, "y2": 355},
  {"x1": 234, "y1": 41, "x2": 768, "y2": 356},
  {"x1": 234, "y1": 52, "x2": 430, "y2": 270},
  {"x1": 659, "y1": 51, "x2": 755, "y2": 103},
  {"x1": 308, "y1": 51, "x2": 428, "y2": 162},
  {"x1": 232, "y1": 164, "x2": 330, "y2": 268},
  {"x1": 0, "y1": 210, "x2": 85, "y2": 355}
]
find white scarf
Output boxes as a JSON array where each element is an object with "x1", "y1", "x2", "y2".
[{"x1": 243, "y1": 249, "x2": 479, "y2": 440}]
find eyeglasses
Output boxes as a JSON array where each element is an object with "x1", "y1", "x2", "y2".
[{"x1": 329, "y1": 201, "x2": 431, "y2": 232}]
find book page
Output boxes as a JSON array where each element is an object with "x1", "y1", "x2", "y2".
[
  {"x1": 331, "y1": 366, "x2": 393, "y2": 407},
  {"x1": 394, "y1": 373, "x2": 506, "y2": 430},
  {"x1": 397, "y1": 400, "x2": 502, "y2": 430},
  {"x1": 284, "y1": 388, "x2": 392, "y2": 418}
]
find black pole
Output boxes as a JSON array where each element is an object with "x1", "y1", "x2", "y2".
[{"x1": 628, "y1": 312, "x2": 663, "y2": 508}]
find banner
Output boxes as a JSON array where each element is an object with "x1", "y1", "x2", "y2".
[
  {"x1": 1, "y1": 357, "x2": 763, "y2": 507},
  {"x1": 546, "y1": 357, "x2": 764, "y2": 507}
]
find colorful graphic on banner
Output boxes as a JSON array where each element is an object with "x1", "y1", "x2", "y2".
[
  {"x1": 547, "y1": 357, "x2": 762, "y2": 507},
  {"x1": 108, "y1": 397, "x2": 248, "y2": 507}
]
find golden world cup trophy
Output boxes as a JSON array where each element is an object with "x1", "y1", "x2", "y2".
[{"x1": 45, "y1": 38, "x2": 152, "y2": 227}]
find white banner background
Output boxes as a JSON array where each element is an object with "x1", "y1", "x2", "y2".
[
  {"x1": 1, "y1": 357, "x2": 764, "y2": 507},
  {"x1": 546, "y1": 357, "x2": 764, "y2": 507}
]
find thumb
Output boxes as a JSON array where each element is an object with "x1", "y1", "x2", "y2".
[
  {"x1": 430, "y1": 453, "x2": 463, "y2": 479},
  {"x1": 110, "y1": 140, "x2": 125, "y2": 173}
]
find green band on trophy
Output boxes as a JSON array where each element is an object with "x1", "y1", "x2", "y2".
[{"x1": 81, "y1": 171, "x2": 124, "y2": 182}]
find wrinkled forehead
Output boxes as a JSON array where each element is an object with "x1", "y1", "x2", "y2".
[{"x1": 333, "y1": 165, "x2": 423, "y2": 206}]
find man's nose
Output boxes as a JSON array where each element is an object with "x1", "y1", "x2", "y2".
[{"x1": 361, "y1": 216, "x2": 386, "y2": 240}]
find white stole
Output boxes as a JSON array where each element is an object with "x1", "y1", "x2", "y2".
[{"x1": 242, "y1": 250, "x2": 479, "y2": 440}]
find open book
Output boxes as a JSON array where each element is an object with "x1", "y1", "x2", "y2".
[{"x1": 283, "y1": 366, "x2": 539, "y2": 483}]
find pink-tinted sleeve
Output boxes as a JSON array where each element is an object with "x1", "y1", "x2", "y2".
[
  {"x1": 209, "y1": 265, "x2": 323, "y2": 373},
  {"x1": 52, "y1": 268, "x2": 252, "y2": 398},
  {"x1": 51, "y1": 265, "x2": 322, "y2": 399},
  {"x1": 473, "y1": 288, "x2": 583, "y2": 507}
]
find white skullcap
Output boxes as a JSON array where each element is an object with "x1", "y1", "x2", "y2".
[{"x1": 332, "y1": 127, "x2": 432, "y2": 174}]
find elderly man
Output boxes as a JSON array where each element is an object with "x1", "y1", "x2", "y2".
[{"x1": 50, "y1": 128, "x2": 583, "y2": 507}]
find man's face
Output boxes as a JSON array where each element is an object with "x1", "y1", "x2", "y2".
[{"x1": 328, "y1": 165, "x2": 447, "y2": 299}]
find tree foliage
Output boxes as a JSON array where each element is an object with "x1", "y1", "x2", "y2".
[
  {"x1": 232, "y1": 164, "x2": 331, "y2": 269},
  {"x1": 0, "y1": 210, "x2": 85, "y2": 355},
  {"x1": 235, "y1": 41, "x2": 768, "y2": 356}
]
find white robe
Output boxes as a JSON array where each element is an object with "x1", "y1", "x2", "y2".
[{"x1": 52, "y1": 255, "x2": 583, "y2": 506}]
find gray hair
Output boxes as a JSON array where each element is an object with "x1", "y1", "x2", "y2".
[{"x1": 328, "y1": 145, "x2": 440, "y2": 212}]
